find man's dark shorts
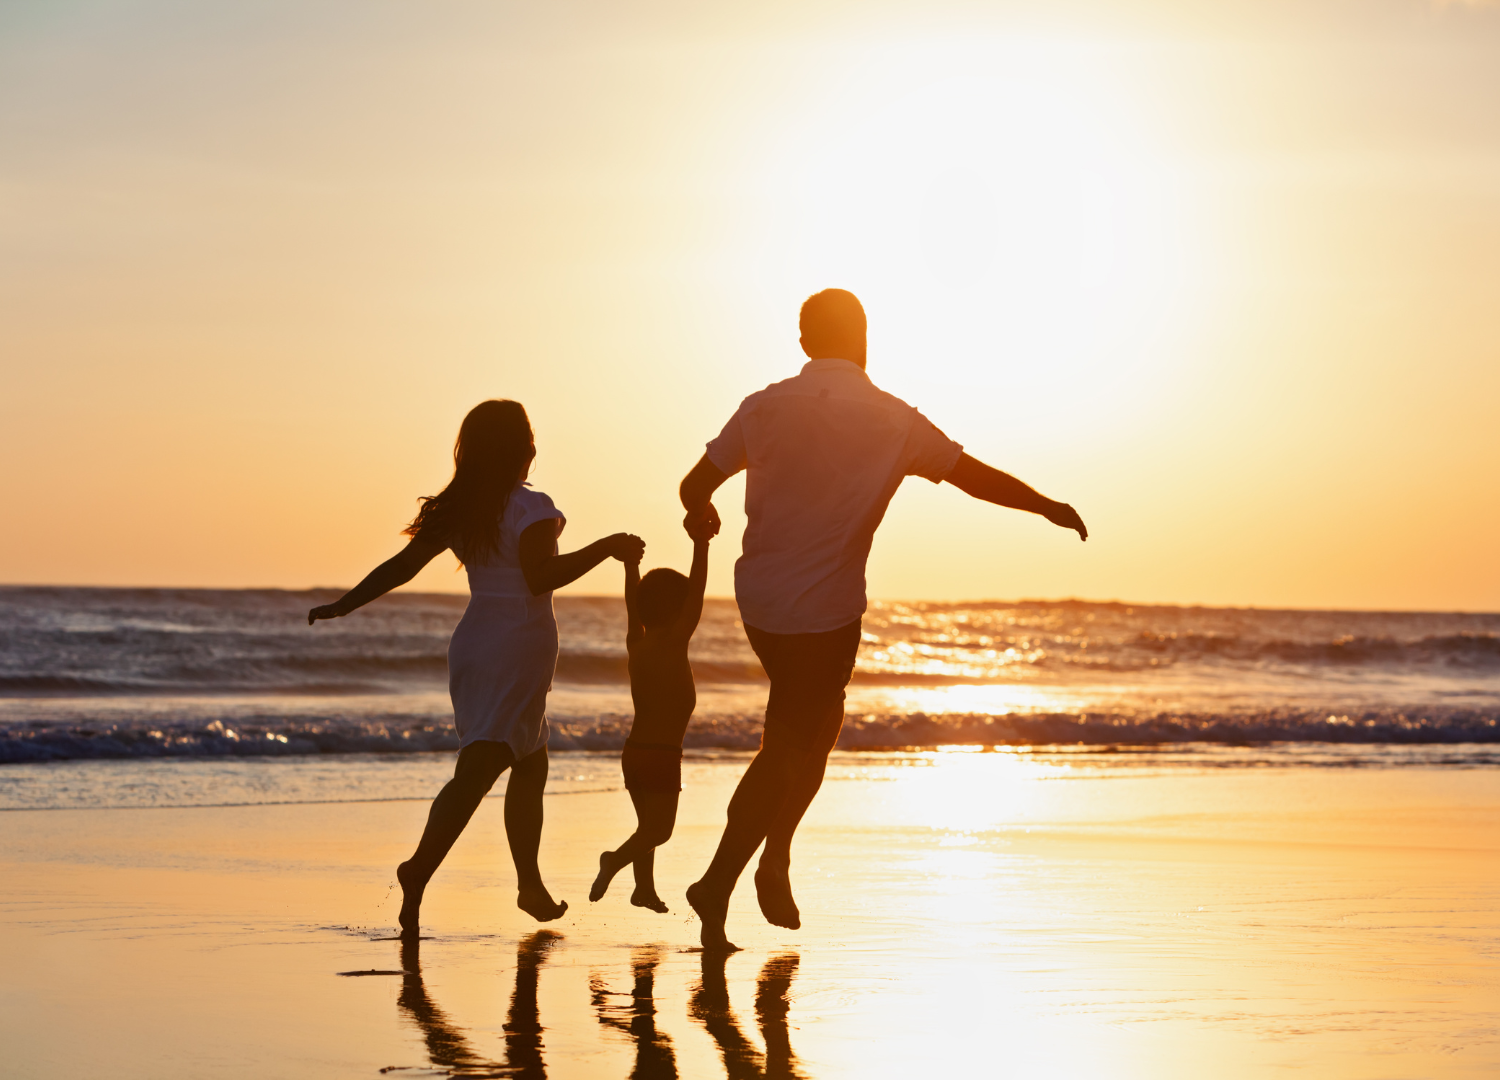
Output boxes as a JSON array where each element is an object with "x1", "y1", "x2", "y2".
[{"x1": 743, "y1": 618, "x2": 862, "y2": 755}]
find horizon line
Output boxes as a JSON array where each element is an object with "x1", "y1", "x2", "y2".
[{"x1": 0, "y1": 582, "x2": 1494, "y2": 618}]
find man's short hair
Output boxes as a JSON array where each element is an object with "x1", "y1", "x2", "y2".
[
  {"x1": 638, "y1": 567, "x2": 690, "y2": 628},
  {"x1": 799, "y1": 289, "x2": 866, "y2": 354}
]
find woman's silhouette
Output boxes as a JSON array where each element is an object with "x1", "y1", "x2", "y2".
[
  {"x1": 309, "y1": 400, "x2": 643, "y2": 931},
  {"x1": 395, "y1": 931, "x2": 558, "y2": 1079}
]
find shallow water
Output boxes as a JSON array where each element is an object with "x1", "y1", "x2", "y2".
[
  {"x1": 4, "y1": 744, "x2": 1499, "y2": 812},
  {"x1": 3, "y1": 756, "x2": 1497, "y2": 1078}
]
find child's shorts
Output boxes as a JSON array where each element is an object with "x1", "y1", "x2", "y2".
[{"x1": 621, "y1": 740, "x2": 683, "y2": 794}]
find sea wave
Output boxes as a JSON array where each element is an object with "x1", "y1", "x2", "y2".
[
  {"x1": 7, "y1": 631, "x2": 1499, "y2": 699},
  {"x1": 3, "y1": 707, "x2": 1495, "y2": 764}
]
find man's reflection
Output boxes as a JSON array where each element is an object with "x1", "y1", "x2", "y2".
[
  {"x1": 396, "y1": 931, "x2": 558, "y2": 1079},
  {"x1": 690, "y1": 951, "x2": 807, "y2": 1080},
  {"x1": 590, "y1": 945, "x2": 679, "y2": 1079}
]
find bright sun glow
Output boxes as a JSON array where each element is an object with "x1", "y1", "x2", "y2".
[{"x1": 766, "y1": 44, "x2": 1204, "y2": 425}]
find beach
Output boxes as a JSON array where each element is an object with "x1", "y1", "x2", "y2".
[{"x1": 5, "y1": 751, "x2": 1497, "y2": 1078}]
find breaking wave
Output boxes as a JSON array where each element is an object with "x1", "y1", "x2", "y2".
[{"x1": 3, "y1": 707, "x2": 1495, "y2": 764}]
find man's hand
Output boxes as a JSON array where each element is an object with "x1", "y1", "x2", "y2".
[
  {"x1": 307, "y1": 604, "x2": 342, "y2": 625},
  {"x1": 604, "y1": 533, "x2": 646, "y2": 563},
  {"x1": 683, "y1": 502, "x2": 720, "y2": 541},
  {"x1": 1043, "y1": 501, "x2": 1088, "y2": 542}
]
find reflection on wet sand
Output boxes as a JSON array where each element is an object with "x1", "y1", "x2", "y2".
[
  {"x1": 393, "y1": 937, "x2": 806, "y2": 1080},
  {"x1": 690, "y1": 952, "x2": 807, "y2": 1080},
  {"x1": 394, "y1": 932, "x2": 559, "y2": 1079},
  {"x1": 591, "y1": 946, "x2": 679, "y2": 1079}
]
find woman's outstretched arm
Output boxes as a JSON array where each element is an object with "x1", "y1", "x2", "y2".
[
  {"x1": 307, "y1": 535, "x2": 450, "y2": 624},
  {"x1": 519, "y1": 520, "x2": 644, "y2": 597}
]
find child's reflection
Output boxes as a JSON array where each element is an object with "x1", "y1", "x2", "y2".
[
  {"x1": 396, "y1": 931, "x2": 559, "y2": 1079},
  {"x1": 690, "y1": 951, "x2": 807, "y2": 1080},
  {"x1": 590, "y1": 945, "x2": 679, "y2": 1079}
]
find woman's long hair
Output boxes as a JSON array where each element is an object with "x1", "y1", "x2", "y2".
[{"x1": 404, "y1": 400, "x2": 534, "y2": 565}]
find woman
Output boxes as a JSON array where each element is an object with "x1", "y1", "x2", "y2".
[{"x1": 308, "y1": 399, "x2": 643, "y2": 933}]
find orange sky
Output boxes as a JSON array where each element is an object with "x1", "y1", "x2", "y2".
[{"x1": 2, "y1": 0, "x2": 1498, "y2": 610}]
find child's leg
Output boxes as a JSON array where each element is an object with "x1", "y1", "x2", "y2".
[
  {"x1": 628, "y1": 789, "x2": 679, "y2": 911},
  {"x1": 589, "y1": 789, "x2": 679, "y2": 907},
  {"x1": 503, "y1": 745, "x2": 568, "y2": 922}
]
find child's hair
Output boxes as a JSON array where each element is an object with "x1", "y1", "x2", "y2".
[{"x1": 637, "y1": 567, "x2": 690, "y2": 628}]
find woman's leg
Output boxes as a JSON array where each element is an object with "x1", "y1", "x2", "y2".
[
  {"x1": 505, "y1": 744, "x2": 569, "y2": 921},
  {"x1": 398, "y1": 740, "x2": 514, "y2": 936}
]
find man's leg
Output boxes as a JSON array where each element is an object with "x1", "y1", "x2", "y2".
[
  {"x1": 754, "y1": 694, "x2": 845, "y2": 929},
  {"x1": 752, "y1": 619, "x2": 859, "y2": 928},
  {"x1": 687, "y1": 620, "x2": 860, "y2": 948}
]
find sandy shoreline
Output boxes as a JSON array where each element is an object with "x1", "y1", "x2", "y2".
[{"x1": 4, "y1": 759, "x2": 1498, "y2": 1077}]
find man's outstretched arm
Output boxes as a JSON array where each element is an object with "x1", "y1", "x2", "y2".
[
  {"x1": 944, "y1": 453, "x2": 1087, "y2": 541},
  {"x1": 680, "y1": 454, "x2": 729, "y2": 537}
]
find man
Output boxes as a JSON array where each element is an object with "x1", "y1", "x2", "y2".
[{"x1": 681, "y1": 288, "x2": 1087, "y2": 950}]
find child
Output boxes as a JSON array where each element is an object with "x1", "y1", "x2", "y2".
[{"x1": 589, "y1": 516, "x2": 713, "y2": 912}]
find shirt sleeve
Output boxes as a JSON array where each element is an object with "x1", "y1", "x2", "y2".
[
  {"x1": 904, "y1": 411, "x2": 964, "y2": 483},
  {"x1": 515, "y1": 490, "x2": 566, "y2": 539},
  {"x1": 704, "y1": 404, "x2": 749, "y2": 477}
]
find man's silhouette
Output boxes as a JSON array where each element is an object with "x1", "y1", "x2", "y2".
[{"x1": 681, "y1": 289, "x2": 1086, "y2": 950}]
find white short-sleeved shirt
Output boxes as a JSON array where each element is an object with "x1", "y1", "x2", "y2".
[{"x1": 706, "y1": 358, "x2": 963, "y2": 635}]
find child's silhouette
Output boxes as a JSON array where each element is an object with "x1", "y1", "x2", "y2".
[{"x1": 589, "y1": 514, "x2": 714, "y2": 911}]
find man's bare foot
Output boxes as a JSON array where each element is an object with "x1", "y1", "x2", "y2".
[
  {"x1": 590, "y1": 850, "x2": 627, "y2": 903},
  {"x1": 754, "y1": 865, "x2": 801, "y2": 930},
  {"x1": 517, "y1": 884, "x2": 568, "y2": 922},
  {"x1": 630, "y1": 887, "x2": 669, "y2": 914},
  {"x1": 396, "y1": 860, "x2": 426, "y2": 937},
  {"x1": 685, "y1": 880, "x2": 739, "y2": 952}
]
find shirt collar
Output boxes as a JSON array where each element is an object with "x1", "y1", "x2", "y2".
[{"x1": 800, "y1": 357, "x2": 869, "y2": 379}]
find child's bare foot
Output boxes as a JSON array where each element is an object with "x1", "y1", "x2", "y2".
[
  {"x1": 396, "y1": 860, "x2": 426, "y2": 937},
  {"x1": 518, "y1": 884, "x2": 568, "y2": 922},
  {"x1": 630, "y1": 887, "x2": 669, "y2": 914},
  {"x1": 686, "y1": 880, "x2": 739, "y2": 951},
  {"x1": 754, "y1": 864, "x2": 801, "y2": 930},
  {"x1": 590, "y1": 850, "x2": 628, "y2": 902}
]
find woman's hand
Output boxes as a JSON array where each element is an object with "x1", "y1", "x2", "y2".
[
  {"x1": 307, "y1": 604, "x2": 343, "y2": 625},
  {"x1": 604, "y1": 533, "x2": 646, "y2": 564}
]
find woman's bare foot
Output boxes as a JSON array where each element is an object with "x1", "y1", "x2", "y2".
[
  {"x1": 590, "y1": 850, "x2": 628, "y2": 902},
  {"x1": 517, "y1": 884, "x2": 568, "y2": 922},
  {"x1": 630, "y1": 887, "x2": 669, "y2": 914},
  {"x1": 396, "y1": 860, "x2": 426, "y2": 937},
  {"x1": 686, "y1": 880, "x2": 739, "y2": 951},
  {"x1": 754, "y1": 865, "x2": 801, "y2": 930}
]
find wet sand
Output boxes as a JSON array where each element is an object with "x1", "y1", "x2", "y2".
[{"x1": 3, "y1": 756, "x2": 1498, "y2": 1078}]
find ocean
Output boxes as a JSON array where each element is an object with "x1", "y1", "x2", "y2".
[{"x1": 2, "y1": 586, "x2": 1497, "y2": 809}]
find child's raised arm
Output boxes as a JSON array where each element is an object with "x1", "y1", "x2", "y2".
[
  {"x1": 624, "y1": 554, "x2": 644, "y2": 645},
  {"x1": 673, "y1": 515, "x2": 712, "y2": 639}
]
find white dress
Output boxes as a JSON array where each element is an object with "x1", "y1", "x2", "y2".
[{"x1": 447, "y1": 484, "x2": 565, "y2": 757}]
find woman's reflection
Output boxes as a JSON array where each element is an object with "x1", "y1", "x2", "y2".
[
  {"x1": 395, "y1": 931, "x2": 559, "y2": 1079},
  {"x1": 690, "y1": 951, "x2": 807, "y2": 1080},
  {"x1": 590, "y1": 945, "x2": 679, "y2": 1079}
]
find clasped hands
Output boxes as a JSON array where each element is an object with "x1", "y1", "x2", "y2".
[{"x1": 683, "y1": 502, "x2": 720, "y2": 544}]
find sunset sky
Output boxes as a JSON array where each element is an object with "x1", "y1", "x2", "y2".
[{"x1": 3, "y1": 0, "x2": 1498, "y2": 610}]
